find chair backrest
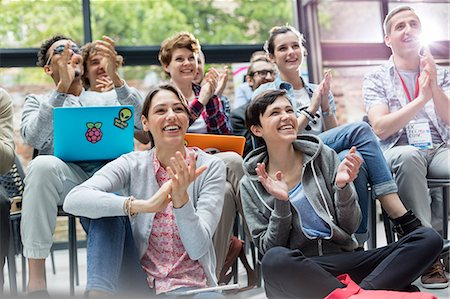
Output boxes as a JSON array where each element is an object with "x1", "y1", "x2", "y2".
[
  {"x1": 0, "y1": 156, "x2": 25, "y2": 199},
  {"x1": 184, "y1": 133, "x2": 246, "y2": 156}
]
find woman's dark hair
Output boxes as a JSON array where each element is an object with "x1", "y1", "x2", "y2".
[
  {"x1": 245, "y1": 89, "x2": 289, "y2": 145},
  {"x1": 263, "y1": 25, "x2": 305, "y2": 55},
  {"x1": 142, "y1": 84, "x2": 190, "y2": 148},
  {"x1": 37, "y1": 35, "x2": 75, "y2": 67}
]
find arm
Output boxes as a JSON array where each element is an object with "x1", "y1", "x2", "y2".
[
  {"x1": 190, "y1": 81, "x2": 232, "y2": 134},
  {"x1": 0, "y1": 89, "x2": 15, "y2": 174},
  {"x1": 173, "y1": 156, "x2": 226, "y2": 260},
  {"x1": 297, "y1": 73, "x2": 338, "y2": 132},
  {"x1": 21, "y1": 92, "x2": 78, "y2": 151},
  {"x1": 63, "y1": 155, "x2": 132, "y2": 218},
  {"x1": 328, "y1": 147, "x2": 362, "y2": 234},
  {"x1": 422, "y1": 51, "x2": 450, "y2": 125},
  {"x1": 96, "y1": 36, "x2": 144, "y2": 130},
  {"x1": 363, "y1": 71, "x2": 431, "y2": 140},
  {"x1": 240, "y1": 180, "x2": 292, "y2": 255}
]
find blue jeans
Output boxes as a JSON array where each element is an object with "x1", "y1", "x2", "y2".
[
  {"x1": 319, "y1": 122, "x2": 398, "y2": 240},
  {"x1": 81, "y1": 216, "x2": 150, "y2": 296},
  {"x1": 81, "y1": 217, "x2": 223, "y2": 297}
]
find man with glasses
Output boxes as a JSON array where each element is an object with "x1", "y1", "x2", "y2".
[
  {"x1": 20, "y1": 35, "x2": 143, "y2": 296},
  {"x1": 231, "y1": 57, "x2": 277, "y2": 156}
]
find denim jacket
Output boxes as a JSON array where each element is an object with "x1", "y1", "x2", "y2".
[{"x1": 252, "y1": 75, "x2": 336, "y2": 121}]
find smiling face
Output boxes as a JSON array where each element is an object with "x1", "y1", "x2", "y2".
[
  {"x1": 164, "y1": 48, "x2": 198, "y2": 85},
  {"x1": 85, "y1": 53, "x2": 108, "y2": 90},
  {"x1": 270, "y1": 31, "x2": 303, "y2": 76},
  {"x1": 251, "y1": 96, "x2": 298, "y2": 145},
  {"x1": 141, "y1": 88, "x2": 189, "y2": 149},
  {"x1": 385, "y1": 10, "x2": 422, "y2": 56},
  {"x1": 44, "y1": 39, "x2": 83, "y2": 82},
  {"x1": 248, "y1": 60, "x2": 277, "y2": 90}
]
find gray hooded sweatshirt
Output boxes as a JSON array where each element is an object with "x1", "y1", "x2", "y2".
[{"x1": 240, "y1": 134, "x2": 361, "y2": 257}]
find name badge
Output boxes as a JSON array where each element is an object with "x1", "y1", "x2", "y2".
[{"x1": 406, "y1": 120, "x2": 433, "y2": 149}]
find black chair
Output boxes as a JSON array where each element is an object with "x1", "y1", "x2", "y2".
[
  {"x1": 0, "y1": 155, "x2": 80, "y2": 296},
  {"x1": 369, "y1": 177, "x2": 450, "y2": 250}
]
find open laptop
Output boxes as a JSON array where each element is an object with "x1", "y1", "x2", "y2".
[
  {"x1": 53, "y1": 106, "x2": 134, "y2": 161},
  {"x1": 184, "y1": 133, "x2": 246, "y2": 156}
]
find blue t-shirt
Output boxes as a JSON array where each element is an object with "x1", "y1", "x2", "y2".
[{"x1": 289, "y1": 182, "x2": 331, "y2": 238}]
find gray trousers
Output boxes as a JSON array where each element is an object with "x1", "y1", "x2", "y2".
[
  {"x1": 212, "y1": 151, "x2": 247, "y2": 277},
  {"x1": 20, "y1": 155, "x2": 91, "y2": 259},
  {"x1": 385, "y1": 143, "x2": 449, "y2": 228}
]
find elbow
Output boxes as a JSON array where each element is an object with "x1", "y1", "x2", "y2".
[{"x1": 371, "y1": 123, "x2": 389, "y2": 140}]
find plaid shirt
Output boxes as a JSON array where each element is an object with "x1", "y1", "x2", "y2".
[
  {"x1": 189, "y1": 83, "x2": 232, "y2": 134},
  {"x1": 363, "y1": 56, "x2": 450, "y2": 151}
]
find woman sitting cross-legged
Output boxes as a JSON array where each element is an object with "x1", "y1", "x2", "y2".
[
  {"x1": 240, "y1": 89, "x2": 442, "y2": 299},
  {"x1": 64, "y1": 84, "x2": 226, "y2": 298}
]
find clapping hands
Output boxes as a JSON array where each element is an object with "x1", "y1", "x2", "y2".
[{"x1": 335, "y1": 147, "x2": 363, "y2": 188}]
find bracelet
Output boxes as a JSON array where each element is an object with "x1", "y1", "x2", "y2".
[
  {"x1": 124, "y1": 196, "x2": 137, "y2": 217},
  {"x1": 300, "y1": 109, "x2": 317, "y2": 124},
  {"x1": 322, "y1": 108, "x2": 332, "y2": 116}
]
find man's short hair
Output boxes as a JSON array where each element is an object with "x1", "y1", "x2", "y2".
[
  {"x1": 36, "y1": 35, "x2": 74, "y2": 67},
  {"x1": 383, "y1": 6, "x2": 419, "y2": 35},
  {"x1": 246, "y1": 57, "x2": 271, "y2": 77}
]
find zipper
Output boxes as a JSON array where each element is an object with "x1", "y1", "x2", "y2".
[{"x1": 318, "y1": 239, "x2": 323, "y2": 256}]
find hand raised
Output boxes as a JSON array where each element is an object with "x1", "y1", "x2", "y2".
[
  {"x1": 336, "y1": 146, "x2": 362, "y2": 188},
  {"x1": 215, "y1": 66, "x2": 229, "y2": 97},
  {"x1": 256, "y1": 162, "x2": 289, "y2": 201},
  {"x1": 95, "y1": 76, "x2": 114, "y2": 92},
  {"x1": 56, "y1": 44, "x2": 77, "y2": 93},
  {"x1": 166, "y1": 151, "x2": 207, "y2": 208},
  {"x1": 198, "y1": 68, "x2": 219, "y2": 105},
  {"x1": 95, "y1": 36, "x2": 123, "y2": 86}
]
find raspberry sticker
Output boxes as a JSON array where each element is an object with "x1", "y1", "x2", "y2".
[{"x1": 86, "y1": 122, "x2": 103, "y2": 143}]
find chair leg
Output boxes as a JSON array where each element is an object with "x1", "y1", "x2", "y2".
[
  {"x1": 367, "y1": 188, "x2": 377, "y2": 249},
  {"x1": 7, "y1": 222, "x2": 18, "y2": 296},
  {"x1": 442, "y1": 186, "x2": 449, "y2": 240},
  {"x1": 50, "y1": 248, "x2": 56, "y2": 275},
  {"x1": 21, "y1": 254, "x2": 26, "y2": 293},
  {"x1": 68, "y1": 215, "x2": 76, "y2": 296},
  {"x1": 382, "y1": 210, "x2": 395, "y2": 244}
]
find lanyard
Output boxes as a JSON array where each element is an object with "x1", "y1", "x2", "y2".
[{"x1": 397, "y1": 70, "x2": 420, "y2": 102}]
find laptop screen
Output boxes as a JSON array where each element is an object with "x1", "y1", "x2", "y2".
[{"x1": 53, "y1": 106, "x2": 134, "y2": 161}]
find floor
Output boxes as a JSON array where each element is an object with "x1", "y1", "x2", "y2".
[{"x1": 2, "y1": 220, "x2": 450, "y2": 298}]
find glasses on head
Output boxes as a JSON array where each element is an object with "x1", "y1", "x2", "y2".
[
  {"x1": 45, "y1": 44, "x2": 81, "y2": 66},
  {"x1": 252, "y1": 69, "x2": 275, "y2": 78}
]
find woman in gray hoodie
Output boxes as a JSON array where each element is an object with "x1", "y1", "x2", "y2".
[{"x1": 240, "y1": 89, "x2": 442, "y2": 298}]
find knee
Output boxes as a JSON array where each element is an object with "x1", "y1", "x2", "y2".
[
  {"x1": 392, "y1": 148, "x2": 425, "y2": 171},
  {"x1": 412, "y1": 227, "x2": 443, "y2": 255},
  {"x1": 25, "y1": 156, "x2": 65, "y2": 183},
  {"x1": 88, "y1": 216, "x2": 127, "y2": 234},
  {"x1": 353, "y1": 121, "x2": 374, "y2": 137},
  {"x1": 262, "y1": 247, "x2": 295, "y2": 278},
  {"x1": 218, "y1": 152, "x2": 244, "y2": 177}
]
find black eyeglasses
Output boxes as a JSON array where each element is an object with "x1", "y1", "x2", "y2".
[
  {"x1": 252, "y1": 69, "x2": 275, "y2": 77},
  {"x1": 45, "y1": 44, "x2": 81, "y2": 66}
]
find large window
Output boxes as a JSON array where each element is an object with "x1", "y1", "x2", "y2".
[
  {"x1": 90, "y1": 0, "x2": 295, "y2": 46},
  {"x1": 318, "y1": 1, "x2": 384, "y2": 42},
  {"x1": 0, "y1": 0, "x2": 84, "y2": 48}
]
